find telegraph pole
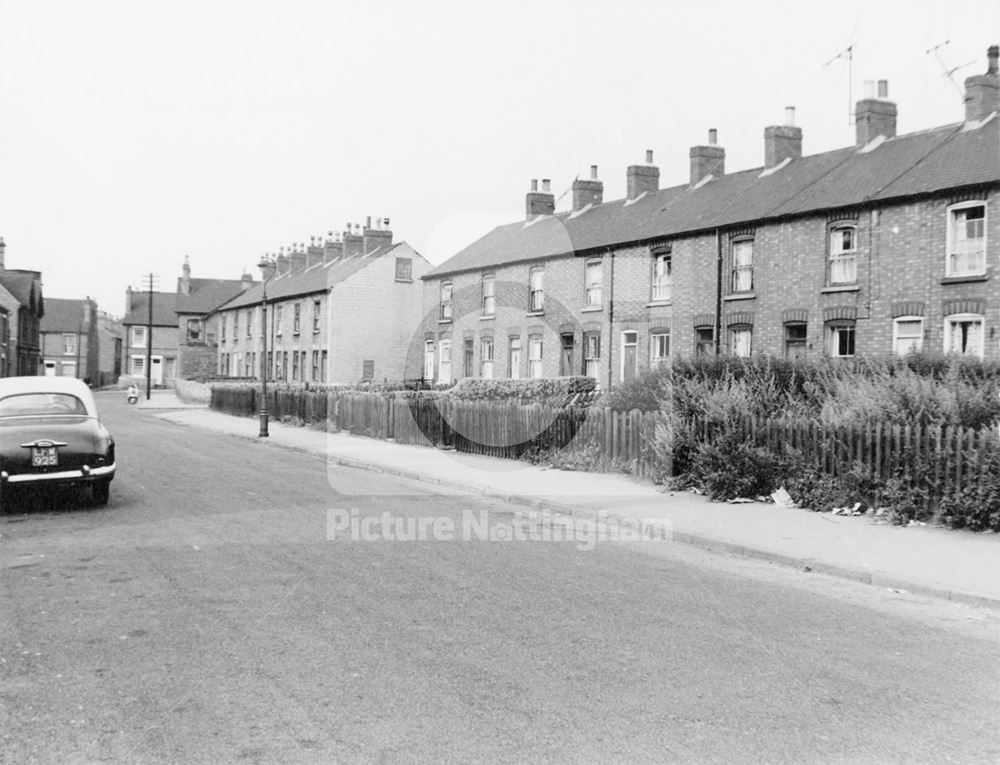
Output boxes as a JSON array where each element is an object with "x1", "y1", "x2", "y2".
[{"x1": 141, "y1": 273, "x2": 158, "y2": 400}]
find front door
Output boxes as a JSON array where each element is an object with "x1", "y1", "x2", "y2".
[
  {"x1": 150, "y1": 356, "x2": 163, "y2": 385},
  {"x1": 622, "y1": 331, "x2": 638, "y2": 383},
  {"x1": 560, "y1": 334, "x2": 575, "y2": 376},
  {"x1": 44, "y1": 361, "x2": 56, "y2": 377}
]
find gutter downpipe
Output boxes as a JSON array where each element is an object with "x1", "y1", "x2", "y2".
[
  {"x1": 607, "y1": 247, "x2": 615, "y2": 389},
  {"x1": 715, "y1": 229, "x2": 723, "y2": 355}
]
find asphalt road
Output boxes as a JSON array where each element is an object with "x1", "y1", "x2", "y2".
[{"x1": 2, "y1": 392, "x2": 999, "y2": 764}]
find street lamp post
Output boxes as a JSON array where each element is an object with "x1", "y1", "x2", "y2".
[{"x1": 258, "y1": 256, "x2": 276, "y2": 437}]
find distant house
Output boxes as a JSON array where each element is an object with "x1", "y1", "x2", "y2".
[
  {"x1": 215, "y1": 221, "x2": 430, "y2": 384},
  {"x1": 39, "y1": 297, "x2": 99, "y2": 382},
  {"x1": 97, "y1": 311, "x2": 123, "y2": 387},
  {"x1": 0, "y1": 237, "x2": 44, "y2": 377},
  {"x1": 121, "y1": 258, "x2": 254, "y2": 387}
]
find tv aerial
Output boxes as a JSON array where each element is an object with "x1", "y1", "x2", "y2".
[
  {"x1": 927, "y1": 40, "x2": 975, "y2": 96},
  {"x1": 824, "y1": 44, "x2": 855, "y2": 124}
]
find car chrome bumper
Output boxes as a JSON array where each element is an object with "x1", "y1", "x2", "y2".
[{"x1": 1, "y1": 463, "x2": 116, "y2": 484}]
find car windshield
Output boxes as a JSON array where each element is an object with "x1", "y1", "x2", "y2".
[{"x1": 0, "y1": 393, "x2": 89, "y2": 417}]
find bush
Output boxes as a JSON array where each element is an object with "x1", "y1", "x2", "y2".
[{"x1": 444, "y1": 376, "x2": 596, "y2": 404}]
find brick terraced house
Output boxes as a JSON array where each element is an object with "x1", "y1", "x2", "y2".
[
  {"x1": 421, "y1": 46, "x2": 1000, "y2": 389},
  {"x1": 215, "y1": 220, "x2": 430, "y2": 385}
]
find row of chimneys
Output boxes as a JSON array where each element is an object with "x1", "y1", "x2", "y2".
[
  {"x1": 175, "y1": 216, "x2": 395, "y2": 295},
  {"x1": 268, "y1": 216, "x2": 393, "y2": 277},
  {"x1": 526, "y1": 45, "x2": 999, "y2": 220}
]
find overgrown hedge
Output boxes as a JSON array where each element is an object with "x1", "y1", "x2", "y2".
[{"x1": 629, "y1": 354, "x2": 1000, "y2": 530}]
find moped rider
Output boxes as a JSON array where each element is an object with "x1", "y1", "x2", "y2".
[{"x1": 127, "y1": 383, "x2": 139, "y2": 401}]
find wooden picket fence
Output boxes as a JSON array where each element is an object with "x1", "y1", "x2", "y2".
[
  {"x1": 687, "y1": 415, "x2": 1000, "y2": 498},
  {"x1": 210, "y1": 387, "x2": 667, "y2": 477}
]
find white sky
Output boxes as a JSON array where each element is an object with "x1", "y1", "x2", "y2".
[{"x1": 1, "y1": 0, "x2": 998, "y2": 316}]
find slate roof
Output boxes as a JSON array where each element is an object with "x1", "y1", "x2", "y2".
[
  {"x1": 426, "y1": 117, "x2": 1000, "y2": 279},
  {"x1": 123, "y1": 291, "x2": 177, "y2": 327},
  {"x1": 176, "y1": 277, "x2": 254, "y2": 315},
  {"x1": 220, "y1": 242, "x2": 414, "y2": 312},
  {"x1": 0, "y1": 270, "x2": 44, "y2": 315},
  {"x1": 40, "y1": 298, "x2": 88, "y2": 332}
]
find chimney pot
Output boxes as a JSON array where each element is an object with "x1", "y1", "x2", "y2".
[
  {"x1": 590, "y1": 165, "x2": 598, "y2": 180},
  {"x1": 989, "y1": 45, "x2": 999, "y2": 74},
  {"x1": 877, "y1": 80, "x2": 889, "y2": 99},
  {"x1": 531, "y1": 178, "x2": 538, "y2": 192},
  {"x1": 541, "y1": 179, "x2": 551, "y2": 193},
  {"x1": 864, "y1": 80, "x2": 875, "y2": 99},
  {"x1": 784, "y1": 106, "x2": 796, "y2": 126},
  {"x1": 708, "y1": 128, "x2": 718, "y2": 145},
  {"x1": 645, "y1": 149, "x2": 654, "y2": 164}
]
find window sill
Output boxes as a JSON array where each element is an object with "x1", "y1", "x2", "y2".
[
  {"x1": 526, "y1": 311, "x2": 545, "y2": 317},
  {"x1": 821, "y1": 285, "x2": 860, "y2": 293},
  {"x1": 479, "y1": 315, "x2": 495, "y2": 321},
  {"x1": 723, "y1": 292, "x2": 756, "y2": 301},
  {"x1": 394, "y1": 278, "x2": 413, "y2": 284},
  {"x1": 941, "y1": 275, "x2": 988, "y2": 285},
  {"x1": 646, "y1": 300, "x2": 671, "y2": 308},
  {"x1": 580, "y1": 306, "x2": 603, "y2": 313},
  {"x1": 438, "y1": 319, "x2": 453, "y2": 325}
]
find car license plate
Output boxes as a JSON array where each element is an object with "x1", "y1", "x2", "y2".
[{"x1": 32, "y1": 446, "x2": 58, "y2": 467}]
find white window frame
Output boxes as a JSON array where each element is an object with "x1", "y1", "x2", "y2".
[
  {"x1": 731, "y1": 239, "x2": 753, "y2": 293},
  {"x1": 584, "y1": 332, "x2": 601, "y2": 379},
  {"x1": 131, "y1": 326, "x2": 147, "y2": 349},
  {"x1": 293, "y1": 304, "x2": 301, "y2": 334},
  {"x1": 440, "y1": 282, "x2": 453, "y2": 321},
  {"x1": 275, "y1": 305, "x2": 283, "y2": 336},
  {"x1": 130, "y1": 355, "x2": 145, "y2": 375},
  {"x1": 584, "y1": 260, "x2": 602, "y2": 307},
  {"x1": 827, "y1": 322, "x2": 856, "y2": 358},
  {"x1": 652, "y1": 252, "x2": 672, "y2": 302},
  {"x1": 829, "y1": 225, "x2": 857, "y2": 284},
  {"x1": 529, "y1": 267, "x2": 545, "y2": 312},
  {"x1": 892, "y1": 316, "x2": 924, "y2": 355},
  {"x1": 480, "y1": 336, "x2": 494, "y2": 379},
  {"x1": 438, "y1": 339, "x2": 451, "y2": 383},
  {"x1": 482, "y1": 274, "x2": 495, "y2": 317},
  {"x1": 943, "y1": 313, "x2": 985, "y2": 358},
  {"x1": 650, "y1": 331, "x2": 670, "y2": 365},
  {"x1": 528, "y1": 335, "x2": 543, "y2": 379},
  {"x1": 784, "y1": 323, "x2": 807, "y2": 359},
  {"x1": 62, "y1": 333, "x2": 77, "y2": 356},
  {"x1": 312, "y1": 299, "x2": 321, "y2": 333},
  {"x1": 729, "y1": 326, "x2": 752, "y2": 358},
  {"x1": 946, "y1": 201, "x2": 987, "y2": 278}
]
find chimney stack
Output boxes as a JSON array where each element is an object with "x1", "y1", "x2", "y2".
[
  {"x1": 964, "y1": 45, "x2": 1000, "y2": 123},
  {"x1": 343, "y1": 224, "x2": 364, "y2": 257},
  {"x1": 626, "y1": 150, "x2": 659, "y2": 200},
  {"x1": 855, "y1": 79, "x2": 897, "y2": 145},
  {"x1": 240, "y1": 272, "x2": 253, "y2": 292},
  {"x1": 525, "y1": 178, "x2": 556, "y2": 220},
  {"x1": 275, "y1": 250, "x2": 289, "y2": 275},
  {"x1": 363, "y1": 217, "x2": 393, "y2": 254},
  {"x1": 764, "y1": 106, "x2": 803, "y2": 168},
  {"x1": 179, "y1": 255, "x2": 191, "y2": 296},
  {"x1": 690, "y1": 129, "x2": 725, "y2": 186},
  {"x1": 572, "y1": 165, "x2": 603, "y2": 211},
  {"x1": 324, "y1": 232, "x2": 343, "y2": 263},
  {"x1": 0, "y1": 236, "x2": 5, "y2": 271},
  {"x1": 289, "y1": 243, "x2": 308, "y2": 272}
]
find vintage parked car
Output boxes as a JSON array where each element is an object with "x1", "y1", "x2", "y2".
[{"x1": 0, "y1": 376, "x2": 116, "y2": 507}]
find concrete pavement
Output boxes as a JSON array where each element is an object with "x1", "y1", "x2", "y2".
[{"x1": 130, "y1": 390, "x2": 1000, "y2": 610}]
